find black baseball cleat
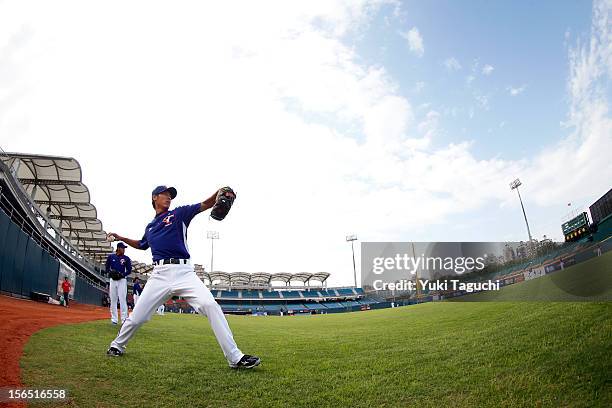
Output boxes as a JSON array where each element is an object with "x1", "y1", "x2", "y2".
[
  {"x1": 106, "y1": 347, "x2": 123, "y2": 357},
  {"x1": 229, "y1": 354, "x2": 261, "y2": 369}
]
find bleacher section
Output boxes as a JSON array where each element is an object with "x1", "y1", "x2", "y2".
[
  {"x1": 0, "y1": 154, "x2": 108, "y2": 305},
  {"x1": 212, "y1": 286, "x2": 383, "y2": 315},
  {"x1": 217, "y1": 290, "x2": 239, "y2": 299},
  {"x1": 319, "y1": 289, "x2": 338, "y2": 297},
  {"x1": 241, "y1": 290, "x2": 261, "y2": 299},
  {"x1": 279, "y1": 290, "x2": 302, "y2": 299},
  {"x1": 262, "y1": 290, "x2": 281, "y2": 299}
]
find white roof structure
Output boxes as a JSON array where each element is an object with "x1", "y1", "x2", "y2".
[
  {"x1": 187, "y1": 271, "x2": 330, "y2": 287},
  {"x1": 2, "y1": 153, "x2": 113, "y2": 264}
]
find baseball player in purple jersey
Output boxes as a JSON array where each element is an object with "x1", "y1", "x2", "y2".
[
  {"x1": 106, "y1": 242, "x2": 132, "y2": 324},
  {"x1": 106, "y1": 185, "x2": 260, "y2": 369}
]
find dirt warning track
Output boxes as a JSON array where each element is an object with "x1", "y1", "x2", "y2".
[{"x1": 0, "y1": 295, "x2": 108, "y2": 407}]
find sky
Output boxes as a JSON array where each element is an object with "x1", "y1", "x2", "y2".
[{"x1": 1, "y1": 0, "x2": 610, "y2": 286}]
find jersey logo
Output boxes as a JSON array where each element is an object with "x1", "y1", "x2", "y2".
[
  {"x1": 120, "y1": 259, "x2": 125, "y2": 265},
  {"x1": 162, "y1": 214, "x2": 175, "y2": 226}
]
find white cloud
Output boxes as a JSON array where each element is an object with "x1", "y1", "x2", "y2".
[
  {"x1": 414, "y1": 81, "x2": 425, "y2": 92},
  {"x1": 400, "y1": 27, "x2": 424, "y2": 57},
  {"x1": 525, "y1": 0, "x2": 612, "y2": 211},
  {"x1": 444, "y1": 57, "x2": 462, "y2": 71},
  {"x1": 482, "y1": 64, "x2": 494, "y2": 75},
  {"x1": 474, "y1": 93, "x2": 490, "y2": 110},
  {"x1": 508, "y1": 85, "x2": 526, "y2": 96},
  {"x1": 414, "y1": 110, "x2": 439, "y2": 146}
]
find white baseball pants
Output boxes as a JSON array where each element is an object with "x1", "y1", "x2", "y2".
[
  {"x1": 110, "y1": 263, "x2": 244, "y2": 365},
  {"x1": 133, "y1": 294, "x2": 139, "y2": 306},
  {"x1": 110, "y1": 278, "x2": 128, "y2": 324}
]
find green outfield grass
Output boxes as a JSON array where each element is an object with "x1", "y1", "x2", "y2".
[{"x1": 22, "y1": 261, "x2": 612, "y2": 407}]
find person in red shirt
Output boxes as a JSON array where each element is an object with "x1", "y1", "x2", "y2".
[{"x1": 61, "y1": 277, "x2": 71, "y2": 307}]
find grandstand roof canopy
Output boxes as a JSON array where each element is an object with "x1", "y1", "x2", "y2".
[
  {"x1": 180, "y1": 271, "x2": 331, "y2": 287},
  {"x1": 135, "y1": 266, "x2": 331, "y2": 287},
  {"x1": 131, "y1": 262, "x2": 154, "y2": 275},
  {"x1": 2, "y1": 153, "x2": 113, "y2": 262}
]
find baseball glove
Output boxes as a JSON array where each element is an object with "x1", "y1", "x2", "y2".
[
  {"x1": 109, "y1": 270, "x2": 124, "y2": 280},
  {"x1": 210, "y1": 186, "x2": 236, "y2": 221}
]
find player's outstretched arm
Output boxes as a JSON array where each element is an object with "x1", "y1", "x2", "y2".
[
  {"x1": 200, "y1": 189, "x2": 220, "y2": 212},
  {"x1": 107, "y1": 233, "x2": 142, "y2": 249}
]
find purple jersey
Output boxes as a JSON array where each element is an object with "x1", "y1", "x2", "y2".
[
  {"x1": 105, "y1": 253, "x2": 132, "y2": 277},
  {"x1": 139, "y1": 203, "x2": 201, "y2": 262}
]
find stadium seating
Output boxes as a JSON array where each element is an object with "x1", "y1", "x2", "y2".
[
  {"x1": 262, "y1": 291, "x2": 281, "y2": 299},
  {"x1": 241, "y1": 290, "x2": 260, "y2": 299},
  {"x1": 217, "y1": 290, "x2": 239, "y2": 298},
  {"x1": 280, "y1": 290, "x2": 303, "y2": 299},
  {"x1": 262, "y1": 304, "x2": 287, "y2": 313},
  {"x1": 319, "y1": 289, "x2": 339, "y2": 297},
  {"x1": 303, "y1": 302, "x2": 326, "y2": 310},
  {"x1": 322, "y1": 302, "x2": 345, "y2": 309},
  {"x1": 207, "y1": 284, "x2": 382, "y2": 315},
  {"x1": 221, "y1": 303, "x2": 246, "y2": 311}
]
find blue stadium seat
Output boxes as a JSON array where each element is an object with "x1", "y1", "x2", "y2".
[
  {"x1": 220, "y1": 303, "x2": 243, "y2": 311},
  {"x1": 319, "y1": 289, "x2": 338, "y2": 297},
  {"x1": 212, "y1": 288, "x2": 390, "y2": 315},
  {"x1": 302, "y1": 292, "x2": 325, "y2": 300},
  {"x1": 263, "y1": 304, "x2": 283, "y2": 312},
  {"x1": 322, "y1": 302, "x2": 345, "y2": 309},
  {"x1": 304, "y1": 303, "x2": 326, "y2": 310},
  {"x1": 262, "y1": 291, "x2": 281, "y2": 298},
  {"x1": 241, "y1": 290, "x2": 260, "y2": 299},
  {"x1": 280, "y1": 291, "x2": 302, "y2": 299},
  {"x1": 286, "y1": 304, "x2": 309, "y2": 312},
  {"x1": 218, "y1": 290, "x2": 239, "y2": 298}
]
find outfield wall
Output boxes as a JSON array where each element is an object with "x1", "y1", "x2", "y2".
[
  {"x1": 0, "y1": 206, "x2": 107, "y2": 305},
  {"x1": 0, "y1": 207, "x2": 60, "y2": 298},
  {"x1": 74, "y1": 274, "x2": 107, "y2": 305}
]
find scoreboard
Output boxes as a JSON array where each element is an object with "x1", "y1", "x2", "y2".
[
  {"x1": 562, "y1": 212, "x2": 590, "y2": 242},
  {"x1": 589, "y1": 188, "x2": 612, "y2": 224}
]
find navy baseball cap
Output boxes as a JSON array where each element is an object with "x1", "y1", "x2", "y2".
[
  {"x1": 116, "y1": 242, "x2": 128, "y2": 249},
  {"x1": 152, "y1": 185, "x2": 177, "y2": 199}
]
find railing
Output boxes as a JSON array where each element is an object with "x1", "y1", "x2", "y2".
[{"x1": 0, "y1": 154, "x2": 106, "y2": 290}]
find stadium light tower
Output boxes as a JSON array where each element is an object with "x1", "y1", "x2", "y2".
[
  {"x1": 207, "y1": 231, "x2": 219, "y2": 272},
  {"x1": 346, "y1": 234, "x2": 358, "y2": 287},
  {"x1": 509, "y1": 178, "x2": 533, "y2": 242}
]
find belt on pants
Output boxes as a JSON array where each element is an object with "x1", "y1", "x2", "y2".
[{"x1": 153, "y1": 258, "x2": 190, "y2": 266}]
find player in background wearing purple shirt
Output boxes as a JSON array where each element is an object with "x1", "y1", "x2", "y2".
[
  {"x1": 132, "y1": 277, "x2": 142, "y2": 306},
  {"x1": 106, "y1": 185, "x2": 260, "y2": 369},
  {"x1": 105, "y1": 242, "x2": 132, "y2": 325}
]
